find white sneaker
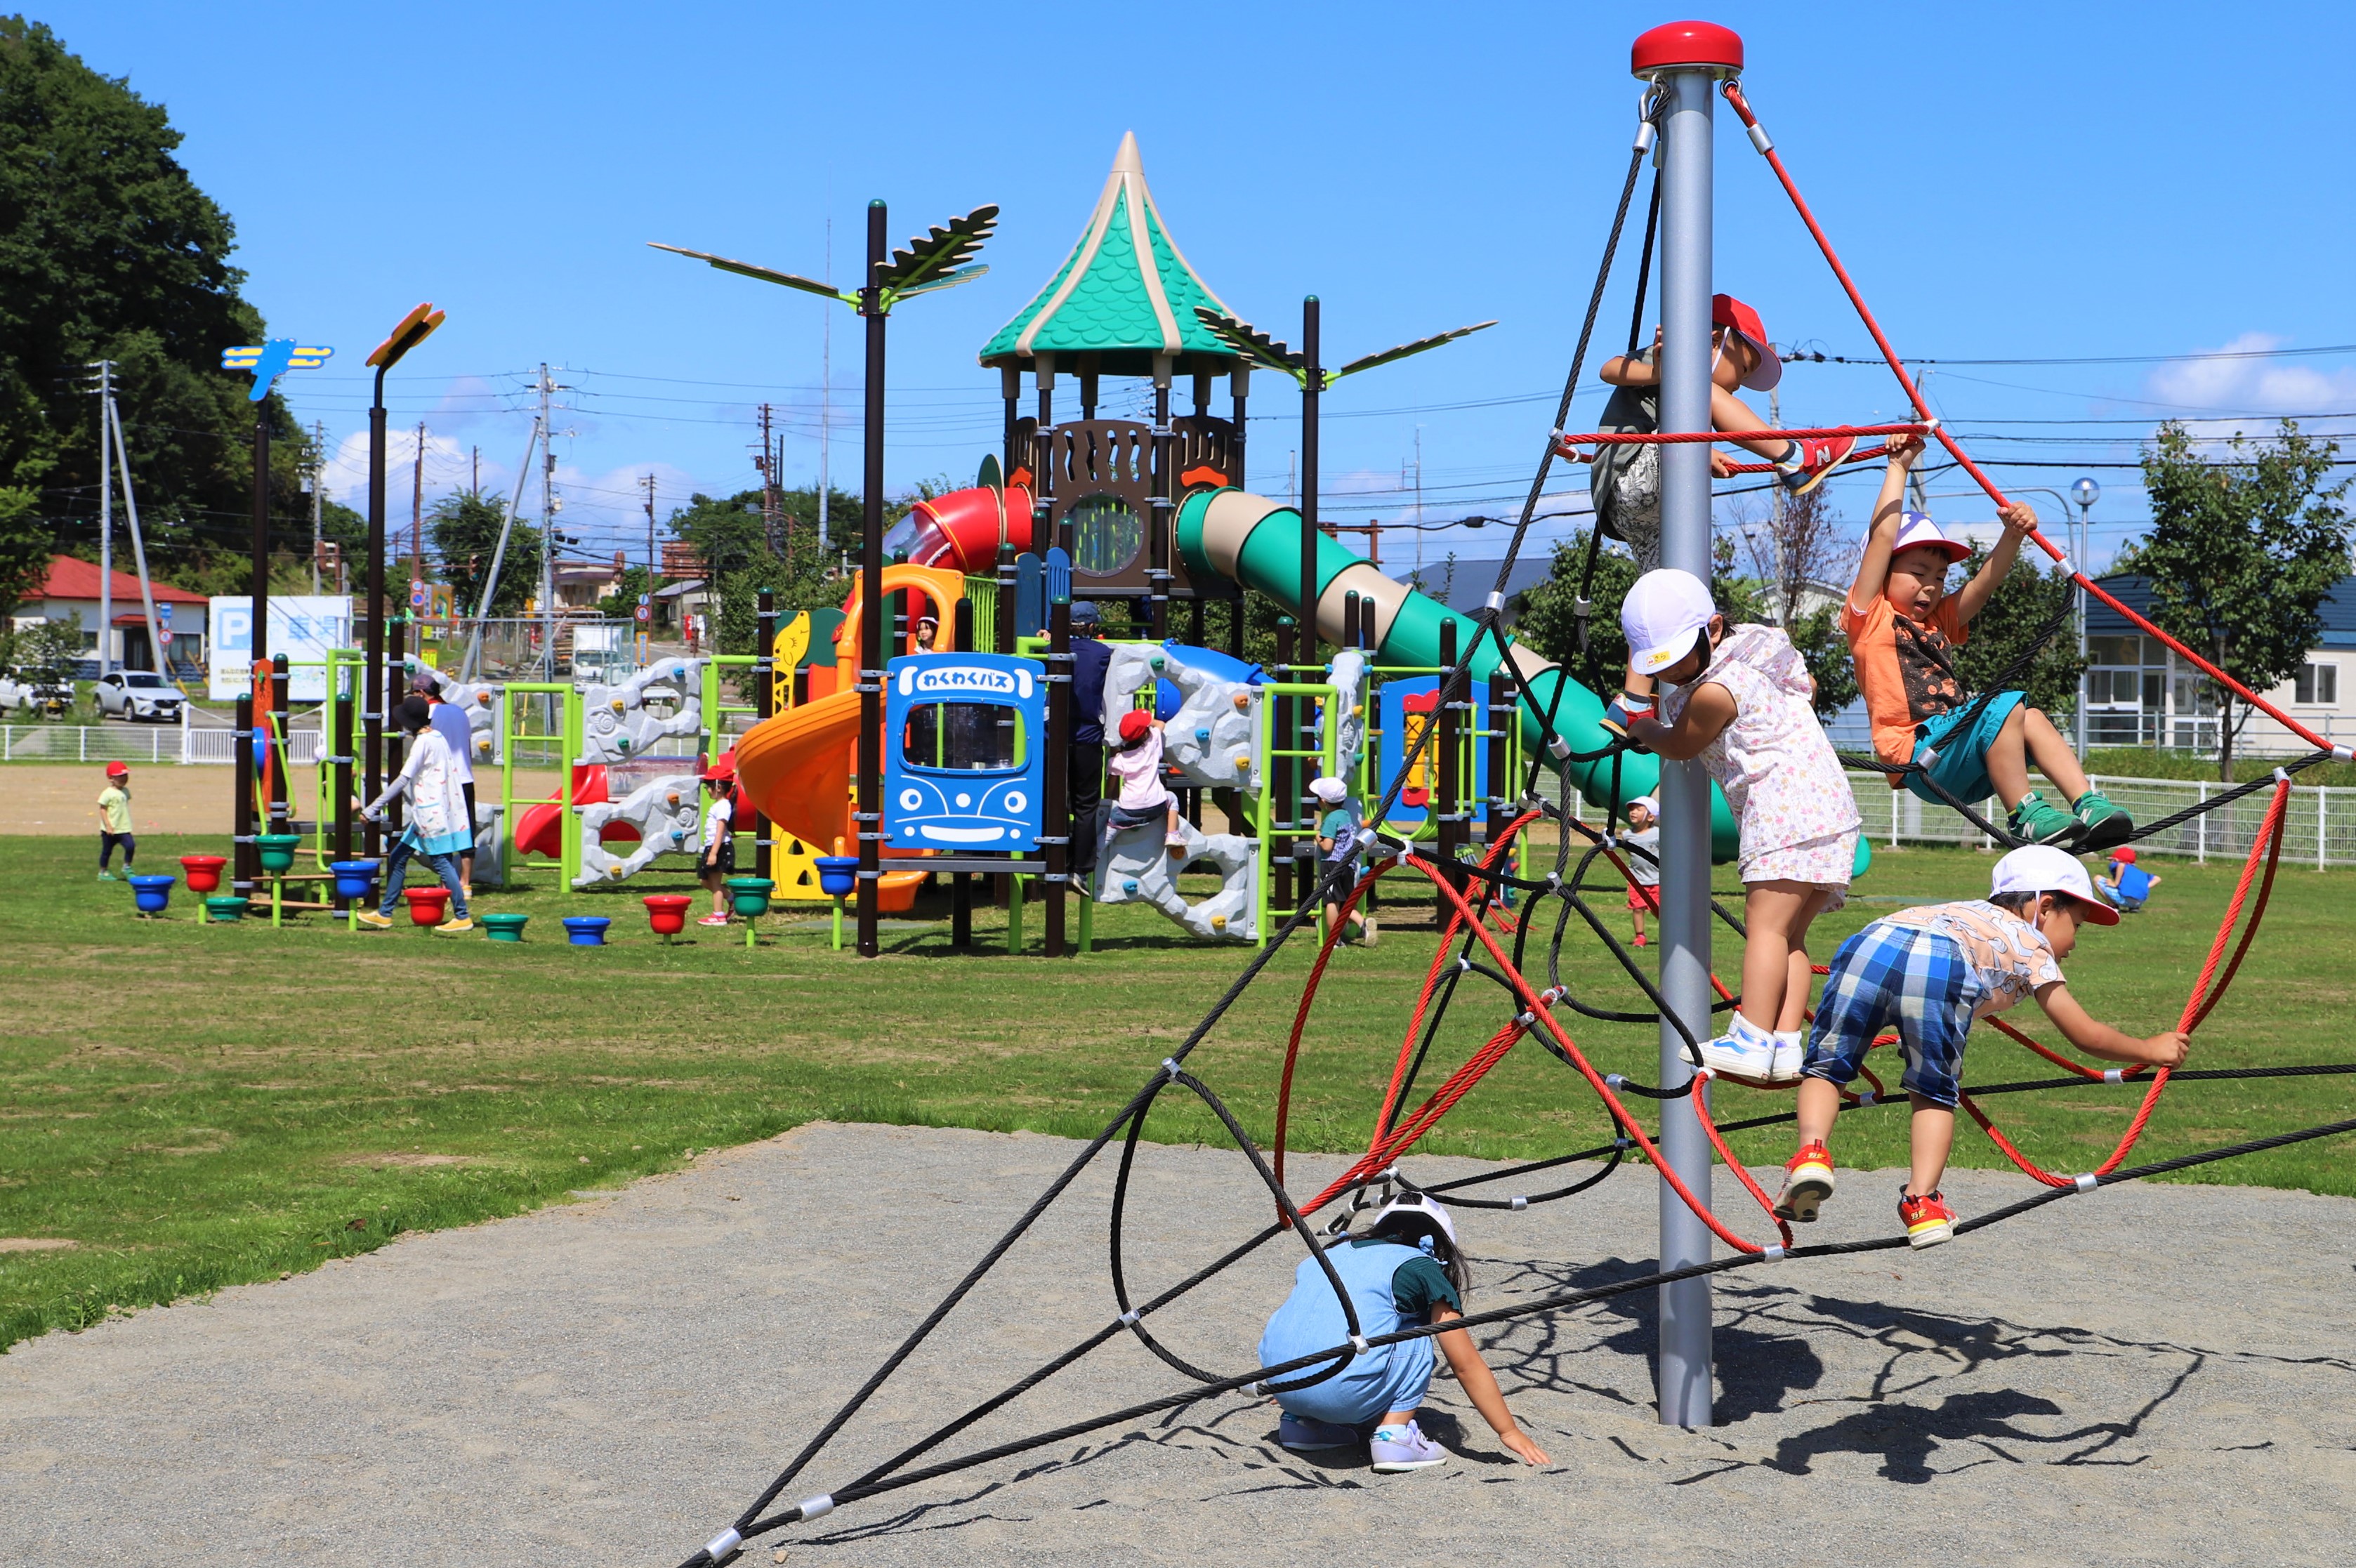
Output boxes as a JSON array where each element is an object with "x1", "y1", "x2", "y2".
[
  {"x1": 1369, "y1": 1419, "x2": 1449, "y2": 1473},
  {"x1": 1697, "y1": 1015, "x2": 1777, "y2": 1080},
  {"x1": 1772, "y1": 1029, "x2": 1808, "y2": 1083}
]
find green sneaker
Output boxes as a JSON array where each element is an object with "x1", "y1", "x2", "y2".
[
  {"x1": 2006, "y1": 791, "x2": 2085, "y2": 848},
  {"x1": 2072, "y1": 789, "x2": 2134, "y2": 852},
  {"x1": 97, "y1": 871, "x2": 117, "y2": 881}
]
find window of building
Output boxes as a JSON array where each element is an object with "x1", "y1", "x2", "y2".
[
  {"x1": 2294, "y1": 660, "x2": 2339, "y2": 706},
  {"x1": 902, "y1": 702, "x2": 1025, "y2": 771}
]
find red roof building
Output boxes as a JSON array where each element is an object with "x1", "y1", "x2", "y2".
[{"x1": 18, "y1": 554, "x2": 211, "y2": 671}]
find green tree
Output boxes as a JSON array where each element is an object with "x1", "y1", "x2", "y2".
[
  {"x1": 0, "y1": 481, "x2": 42, "y2": 614},
  {"x1": 1949, "y1": 542, "x2": 2085, "y2": 723},
  {"x1": 428, "y1": 492, "x2": 541, "y2": 617},
  {"x1": 0, "y1": 21, "x2": 305, "y2": 579},
  {"x1": 2135, "y1": 420, "x2": 2352, "y2": 780}
]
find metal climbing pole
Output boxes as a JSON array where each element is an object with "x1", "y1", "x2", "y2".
[{"x1": 1638, "y1": 18, "x2": 1743, "y2": 1430}]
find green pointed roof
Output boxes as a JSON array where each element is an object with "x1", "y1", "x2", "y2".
[{"x1": 979, "y1": 132, "x2": 1241, "y2": 377}]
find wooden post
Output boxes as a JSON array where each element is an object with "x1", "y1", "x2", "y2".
[
  {"x1": 1272, "y1": 616, "x2": 1294, "y2": 909},
  {"x1": 1044, "y1": 569, "x2": 1072, "y2": 958},
  {"x1": 855, "y1": 200, "x2": 888, "y2": 958}
]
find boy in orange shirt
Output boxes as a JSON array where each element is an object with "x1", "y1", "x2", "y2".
[{"x1": 1845, "y1": 435, "x2": 2130, "y2": 849}]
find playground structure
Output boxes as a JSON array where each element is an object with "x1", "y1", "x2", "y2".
[{"x1": 660, "y1": 24, "x2": 2356, "y2": 1562}]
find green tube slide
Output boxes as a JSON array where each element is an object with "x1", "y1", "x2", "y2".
[{"x1": 1178, "y1": 487, "x2": 1743, "y2": 860}]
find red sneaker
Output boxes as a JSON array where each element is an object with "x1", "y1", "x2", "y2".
[
  {"x1": 1897, "y1": 1187, "x2": 1956, "y2": 1249},
  {"x1": 1778, "y1": 435, "x2": 1857, "y2": 496},
  {"x1": 1631, "y1": 933, "x2": 1647, "y2": 947},
  {"x1": 1773, "y1": 1140, "x2": 1835, "y2": 1223}
]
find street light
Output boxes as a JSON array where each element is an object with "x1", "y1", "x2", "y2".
[{"x1": 360, "y1": 304, "x2": 447, "y2": 859}]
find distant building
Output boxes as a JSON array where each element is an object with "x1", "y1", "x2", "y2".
[
  {"x1": 15, "y1": 555, "x2": 208, "y2": 673},
  {"x1": 2083, "y1": 573, "x2": 2356, "y2": 757}
]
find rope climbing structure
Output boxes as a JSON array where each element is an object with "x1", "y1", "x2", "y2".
[{"x1": 664, "y1": 28, "x2": 2354, "y2": 1564}]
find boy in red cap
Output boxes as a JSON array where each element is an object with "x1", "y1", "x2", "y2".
[
  {"x1": 96, "y1": 760, "x2": 135, "y2": 880},
  {"x1": 1588, "y1": 296, "x2": 1854, "y2": 729},
  {"x1": 1107, "y1": 708, "x2": 1185, "y2": 852},
  {"x1": 1845, "y1": 435, "x2": 2131, "y2": 848},
  {"x1": 2095, "y1": 846, "x2": 2159, "y2": 912},
  {"x1": 1586, "y1": 294, "x2": 1852, "y2": 577}
]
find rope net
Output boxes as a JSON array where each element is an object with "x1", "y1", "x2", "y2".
[{"x1": 666, "y1": 79, "x2": 2353, "y2": 1566}]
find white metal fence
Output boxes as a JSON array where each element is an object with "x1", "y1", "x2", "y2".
[
  {"x1": 1848, "y1": 771, "x2": 2356, "y2": 870},
  {"x1": 1, "y1": 723, "x2": 322, "y2": 766}
]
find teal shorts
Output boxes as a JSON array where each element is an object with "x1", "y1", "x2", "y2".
[{"x1": 1906, "y1": 690, "x2": 2026, "y2": 808}]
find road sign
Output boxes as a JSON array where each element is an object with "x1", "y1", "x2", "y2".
[
  {"x1": 635, "y1": 603, "x2": 650, "y2": 623},
  {"x1": 409, "y1": 580, "x2": 428, "y2": 610},
  {"x1": 157, "y1": 602, "x2": 173, "y2": 632}
]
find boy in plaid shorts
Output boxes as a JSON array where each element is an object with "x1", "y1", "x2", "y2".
[{"x1": 1773, "y1": 845, "x2": 2190, "y2": 1248}]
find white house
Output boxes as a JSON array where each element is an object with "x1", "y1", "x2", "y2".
[{"x1": 2083, "y1": 574, "x2": 2356, "y2": 758}]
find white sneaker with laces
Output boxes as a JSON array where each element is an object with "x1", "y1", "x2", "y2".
[{"x1": 1696, "y1": 1015, "x2": 1777, "y2": 1080}]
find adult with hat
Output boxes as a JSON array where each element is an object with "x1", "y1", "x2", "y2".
[
  {"x1": 1066, "y1": 602, "x2": 1112, "y2": 872},
  {"x1": 410, "y1": 667, "x2": 479, "y2": 897},
  {"x1": 1775, "y1": 842, "x2": 2188, "y2": 1250}
]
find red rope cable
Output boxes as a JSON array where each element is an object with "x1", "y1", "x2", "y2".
[
  {"x1": 1690, "y1": 1074, "x2": 1796, "y2": 1246},
  {"x1": 1553, "y1": 422, "x2": 1930, "y2": 447},
  {"x1": 1959, "y1": 779, "x2": 2292, "y2": 1186},
  {"x1": 1720, "y1": 79, "x2": 2338, "y2": 758}
]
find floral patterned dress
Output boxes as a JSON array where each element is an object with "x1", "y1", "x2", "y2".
[{"x1": 1659, "y1": 623, "x2": 1862, "y2": 891}]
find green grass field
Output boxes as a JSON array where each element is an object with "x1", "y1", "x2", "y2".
[{"x1": 3, "y1": 829, "x2": 2351, "y2": 1351}]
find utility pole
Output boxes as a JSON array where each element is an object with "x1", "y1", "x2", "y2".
[
  {"x1": 471, "y1": 444, "x2": 480, "y2": 497},
  {"x1": 820, "y1": 216, "x2": 831, "y2": 555},
  {"x1": 309, "y1": 419, "x2": 327, "y2": 595},
  {"x1": 89, "y1": 364, "x2": 165, "y2": 673},
  {"x1": 537, "y1": 365, "x2": 558, "y2": 681},
  {"x1": 756, "y1": 402, "x2": 780, "y2": 558},
  {"x1": 93, "y1": 360, "x2": 113, "y2": 676},
  {"x1": 411, "y1": 421, "x2": 428, "y2": 585}
]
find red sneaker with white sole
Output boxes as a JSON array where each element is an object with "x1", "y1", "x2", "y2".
[
  {"x1": 1778, "y1": 435, "x2": 1857, "y2": 495},
  {"x1": 1773, "y1": 1140, "x2": 1836, "y2": 1223},
  {"x1": 1898, "y1": 1187, "x2": 1956, "y2": 1249}
]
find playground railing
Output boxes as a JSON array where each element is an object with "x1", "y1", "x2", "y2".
[
  {"x1": 0, "y1": 723, "x2": 322, "y2": 767},
  {"x1": 1842, "y1": 770, "x2": 2356, "y2": 869}
]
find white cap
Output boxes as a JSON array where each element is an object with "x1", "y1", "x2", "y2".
[
  {"x1": 1626, "y1": 795, "x2": 1658, "y2": 817},
  {"x1": 1991, "y1": 844, "x2": 2119, "y2": 925},
  {"x1": 1621, "y1": 569, "x2": 1716, "y2": 677},
  {"x1": 1367, "y1": 1191, "x2": 1458, "y2": 1253},
  {"x1": 1893, "y1": 511, "x2": 1970, "y2": 564},
  {"x1": 1308, "y1": 775, "x2": 1347, "y2": 805}
]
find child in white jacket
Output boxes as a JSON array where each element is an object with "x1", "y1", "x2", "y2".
[{"x1": 357, "y1": 695, "x2": 473, "y2": 932}]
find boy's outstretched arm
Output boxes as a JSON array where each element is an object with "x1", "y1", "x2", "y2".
[
  {"x1": 1432, "y1": 1306, "x2": 1551, "y2": 1465},
  {"x1": 2034, "y1": 982, "x2": 2192, "y2": 1067},
  {"x1": 1600, "y1": 326, "x2": 1663, "y2": 388},
  {"x1": 1850, "y1": 434, "x2": 1921, "y2": 612},
  {"x1": 1953, "y1": 500, "x2": 2038, "y2": 625}
]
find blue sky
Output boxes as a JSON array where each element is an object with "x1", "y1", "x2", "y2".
[{"x1": 44, "y1": 1, "x2": 2356, "y2": 574}]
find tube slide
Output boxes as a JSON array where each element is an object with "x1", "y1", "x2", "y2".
[{"x1": 1176, "y1": 487, "x2": 1743, "y2": 859}]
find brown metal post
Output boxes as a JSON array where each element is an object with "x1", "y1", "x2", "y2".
[
  {"x1": 1149, "y1": 356, "x2": 1172, "y2": 639},
  {"x1": 251, "y1": 409, "x2": 272, "y2": 671},
  {"x1": 856, "y1": 199, "x2": 888, "y2": 958},
  {"x1": 331, "y1": 667, "x2": 353, "y2": 903},
  {"x1": 754, "y1": 588, "x2": 776, "y2": 882},
  {"x1": 1044, "y1": 586, "x2": 1070, "y2": 958},
  {"x1": 363, "y1": 383, "x2": 388, "y2": 859},
  {"x1": 1273, "y1": 616, "x2": 1294, "y2": 909},
  {"x1": 950, "y1": 596, "x2": 973, "y2": 951},
  {"x1": 386, "y1": 616, "x2": 407, "y2": 836},
  {"x1": 1299, "y1": 298, "x2": 1322, "y2": 666},
  {"x1": 1437, "y1": 619, "x2": 1463, "y2": 896},
  {"x1": 270, "y1": 654, "x2": 291, "y2": 835},
  {"x1": 232, "y1": 693, "x2": 255, "y2": 897},
  {"x1": 1485, "y1": 668, "x2": 1511, "y2": 853}
]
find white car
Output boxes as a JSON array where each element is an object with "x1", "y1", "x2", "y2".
[{"x1": 94, "y1": 670, "x2": 185, "y2": 723}]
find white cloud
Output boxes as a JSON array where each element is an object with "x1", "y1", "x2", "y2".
[{"x1": 2140, "y1": 334, "x2": 2356, "y2": 439}]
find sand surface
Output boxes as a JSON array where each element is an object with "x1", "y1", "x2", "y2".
[
  {"x1": 0, "y1": 763, "x2": 563, "y2": 834},
  {"x1": 3, "y1": 1121, "x2": 2351, "y2": 1567}
]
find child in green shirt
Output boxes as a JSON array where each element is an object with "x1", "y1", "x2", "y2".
[
  {"x1": 96, "y1": 761, "x2": 135, "y2": 880},
  {"x1": 1310, "y1": 775, "x2": 1375, "y2": 947}
]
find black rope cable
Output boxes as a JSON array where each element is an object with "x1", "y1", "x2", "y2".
[{"x1": 713, "y1": 1111, "x2": 2356, "y2": 1555}]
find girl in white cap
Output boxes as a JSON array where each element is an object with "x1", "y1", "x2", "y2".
[
  {"x1": 1619, "y1": 568, "x2": 1861, "y2": 1082},
  {"x1": 1776, "y1": 845, "x2": 2190, "y2": 1246},
  {"x1": 1258, "y1": 1193, "x2": 1549, "y2": 1473}
]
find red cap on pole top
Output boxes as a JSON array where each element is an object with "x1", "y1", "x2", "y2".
[{"x1": 1631, "y1": 20, "x2": 1744, "y2": 77}]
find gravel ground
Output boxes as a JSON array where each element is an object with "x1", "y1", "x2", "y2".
[{"x1": 4, "y1": 1121, "x2": 2352, "y2": 1567}]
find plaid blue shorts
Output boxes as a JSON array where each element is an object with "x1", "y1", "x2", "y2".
[{"x1": 1802, "y1": 921, "x2": 1975, "y2": 1109}]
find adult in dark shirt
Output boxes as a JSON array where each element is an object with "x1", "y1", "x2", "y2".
[{"x1": 1067, "y1": 602, "x2": 1112, "y2": 876}]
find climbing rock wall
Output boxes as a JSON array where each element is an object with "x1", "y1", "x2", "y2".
[
  {"x1": 575, "y1": 771, "x2": 702, "y2": 887},
  {"x1": 579, "y1": 659, "x2": 704, "y2": 765},
  {"x1": 1093, "y1": 815, "x2": 1258, "y2": 942}
]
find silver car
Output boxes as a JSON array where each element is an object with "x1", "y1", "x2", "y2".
[{"x1": 95, "y1": 670, "x2": 185, "y2": 723}]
